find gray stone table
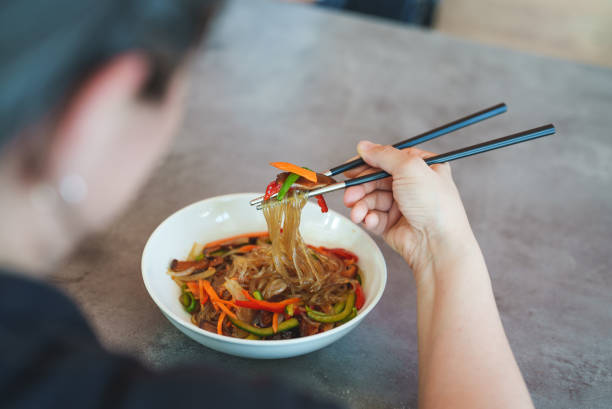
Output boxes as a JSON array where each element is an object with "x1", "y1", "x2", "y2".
[{"x1": 55, "y1": 1, "x2": 612, "y2": 408}]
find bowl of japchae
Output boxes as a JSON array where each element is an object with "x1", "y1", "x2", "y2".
[{"x1": 141, "y1": 192, "x2": 386, "y2": 359}]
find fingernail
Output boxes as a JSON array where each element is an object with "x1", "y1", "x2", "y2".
[{"x1": 357, "y1": 141, "x2": 374, "y2": 154}]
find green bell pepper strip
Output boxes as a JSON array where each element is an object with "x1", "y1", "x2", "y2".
[
  {"x1": 253, "y1": 290, "x2": 263, "y2": 301},
  {"x1": 306, "y1": 292, "x2": 355, "y2": 323},
  {"x1": 285, "y1": 303, "x2": 295, "y2": 316},
  {"x1": 179, "y1": 293, "x2": 190, "y2": 308},
  {"x1": 277, "y1": 173, "x2": 300, "y2": 201},
  {"x1": 180, "y1": 291, "x2": 197, "y2": 313},
  {"x1": 339, "y1": 307, "x2": 357, "y2": 324},
  {"x1": 194, "y1": 254, "x2": 204, "y2": 261},
  {"x1": 244, "y1": 333, "x2": 261, "y2": 340},
  {"x1": 229, "y1": 316, "x2": 299, "y2": 337},
  {"x1": 306, "y1": 303, "x2": 342, "y2": 317},
  {"x1": 333, "y1": 301, "x2": 345, "y2": 314}
]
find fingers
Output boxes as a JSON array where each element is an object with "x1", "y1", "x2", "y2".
[
  {"x1": 363, "y1": 211, "x2": 387, "y2": 235},
  {"x1": 356, "y1": 202, "x2": 402, "y2": 235},
  {"x1": 343, "y1": 146, "x2": 436, "y2": 178},
  {"x1": 349, "y1": 191, "x2": 395, "y2": 225},
  {"x1": 349, "y1": 190, "x2": 396, "y2": 234},
  {"x1": 430, "y1": 161, "x2": 452, "y2": 178},
  {"x1": 357, "y1": 141, "x2": 431, "y2": 178},
  {"x1": 343, "y1": 177, "x2": 392, "y2": 206}
]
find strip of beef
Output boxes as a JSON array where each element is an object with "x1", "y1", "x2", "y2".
[
  {"x1": 275, "y1": 172, "x2": 336, "y2": 190},
  {"x1": 170, "y1": 259, "x2": 209, "y2": 272},
  {"x1": 299, "y1": 315, "x2": 321, "y2": 337}
]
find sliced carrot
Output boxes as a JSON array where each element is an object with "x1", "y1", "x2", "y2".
[
  {"x1": 241, "y1": 289, "x2": 258, "y2": 302},
  {"x1": 217, "y1": 302, "x2": 237, "y2": 320},
  {"x1": 198, "y1": 280, "x2": 209, "y2": 305},
  {"x1": 236, "y1": 244, "x2": 258, "y2": 253},
  {"x1": 204, "y1": 232, "x2": 269, "y2": 249},
  {"x1": 272, "y1": 312, "x2": 279, "y2": 334},
  {"x1": 269, "y1": 162, "x2": 317, "y2": 183},
  {"x1": 216, "y1": 299, "x2": 238, "y2": 308},
  {"x1": 186, "y1": 282, "x2": 199, "y2": 297},
  {"x1": 217, "y1": 312, "x2": 226, "y2": 335},
  {"x1": 202, "y1": 280, "x2": 220, "y2": 312}
]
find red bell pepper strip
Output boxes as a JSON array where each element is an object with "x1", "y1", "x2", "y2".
[
  {"x1": 354, "y1": 282, "x2": 365, "y2": 310},
  {"x1": 319, "y1": 247, "x2": 359, "y2": 263},
  {"x1": 236, "y1": 290, "x2": 301, "y2": 313},
  {"x1": 263, "y1": 181, "x2": 282, "y2": 200},
  {"x1": 315, "y1": 195, "x2": 328, "y2": 213}
]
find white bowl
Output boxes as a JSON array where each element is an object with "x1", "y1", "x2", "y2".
[{"x1": 141, "y1": 193, "x2": 387, "y2": 359}]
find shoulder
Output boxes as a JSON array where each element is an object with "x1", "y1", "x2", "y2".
[{"x1": 0, "y1": 270, "x2": 95, "y2": 341}]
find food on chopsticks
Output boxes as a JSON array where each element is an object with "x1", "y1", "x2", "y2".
[
  {"x1": 168, "y1": 193, "x2": 365, "y2": 340},
  {"x1": 265, "y1": 162, "x2": 329, "y2": 212},
  {"x1": 269, "y1": 162, "x2": 318, "y2": 183}
]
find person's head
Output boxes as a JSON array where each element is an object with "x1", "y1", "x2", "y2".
[{"x1": 0, "y1": 0, "x2": 221, "y2": 273}]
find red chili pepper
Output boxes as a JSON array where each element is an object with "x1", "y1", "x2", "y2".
[
  {"x1": 320, "y1": 247, "x2": 358, "y2": 263},
  {"x1": 315, "y1": 194, "x2": 328, "y2": 213},
  {"x1": 354, "y1": 283, "x2": 365, "y2": 310},
  {"x1": 263, "y1": 181, "x2": 282, "y2": 200}
]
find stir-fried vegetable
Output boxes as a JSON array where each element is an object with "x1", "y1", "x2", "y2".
[
  {"x1": 203, "y1": 232, "x2": 269, "y2": 249},
  {"x1": 285, "y1": 303, "x2": 295, "y2": 316},
  {"x1": 217, "y1": 312, "x2": 226, "y2": 335},
  {"x1": 180, "y1": 291, "x2": 198, "y2": 313},
  {"x1": 306, "y1": 292, "x2": 356, "y2": 323},
  {"x1": 237, "y1": 244, "x2": 257, "y2": 253},
  {"x1": 339, "y1": 307, "x2": 357, "y2": 324},
  {"x1": 333, "y1": 301, "x2": 345, "y2": 314},
  {"x1": 354, "y1": 282, "x2": 365, "y2": 310},
  {"x1": 277, "y1": 172, "x2": 300, "y2": 201},
  {"x1": 198, "y1": 280, "x2": 208, "y2": 305},
  {"x1": 229, "y1": 316, "x2": 299, "y2": 337},
  {"x1": 315, "y1": 195, "x2": 328, "y2": 213},
  {"x1": 321, "y1": 247, "x2": 358, "y2": 263},
  {"x1": 269, "y1": 162, "x2": 317, "y2": 183},
  {"x1": 342, "y1": 264, "x2": 357, "y2": 278},
  {"x1": 172, "y1": 232, "x2": 366, "y2": 340},
  {"x1": 264, "y1": 181, "x2": 282, "y2": 200},
  {"x1": 272, "y1": 312, "x2": 279, "y2": 333},
  {"x1": 235, "y1": 290, "x2": 301, "y2": 313}
]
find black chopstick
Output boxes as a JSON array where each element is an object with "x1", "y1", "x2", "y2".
[
  {"x1": 255, "y1": 124, "x2": 555, "y2": 209},
  {"x1": 324, "y1": 102, "x2": 507, "y2": 176},
  {"x1": 342, "y1": 124, "x2": 556, "y2": 188}
]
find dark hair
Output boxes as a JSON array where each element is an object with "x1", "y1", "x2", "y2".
[{"x1": 0, "y1": 0, "x2": 221, "y2": 149}]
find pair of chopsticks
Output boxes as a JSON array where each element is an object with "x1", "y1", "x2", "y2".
[{"x1": 251, "y1": 103, "x2": 555, "y2": 209}]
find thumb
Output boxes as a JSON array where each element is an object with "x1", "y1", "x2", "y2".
[{"x1": 357, "y1": 141, "x2": 428, "y2": 178}]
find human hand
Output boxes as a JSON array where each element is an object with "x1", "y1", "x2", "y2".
[{"x1": 343, "y1": 141, "x2": 476, "y2": 278}]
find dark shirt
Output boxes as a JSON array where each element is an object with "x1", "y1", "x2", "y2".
[{"x1": 0, "y1": 271, "x2": 342, "y2": 409}]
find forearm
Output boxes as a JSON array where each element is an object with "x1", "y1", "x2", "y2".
[{"x1": 415, "y1": 232, "x2": 533, "y2": 409}]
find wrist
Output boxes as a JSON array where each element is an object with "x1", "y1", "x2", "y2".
[{"x1": 410, "y1": 221, "x2": 482, "y2": 288}]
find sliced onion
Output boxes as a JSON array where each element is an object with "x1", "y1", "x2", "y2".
[
  {"x1": 167, "y1": 267, "x2": 195, "y2": 277},
  {"x1": 187, "y1": 242, "x2": 205, "y2": 261},
  {"x1": 174, "y1": 267, "x2": 216, "y2": 281},
  {"x1": 224, "y1": 278, "x2": 247, "y2": 301},
  {"x1": 224, "y1": 278, "x2": 254, "y2": 322}
]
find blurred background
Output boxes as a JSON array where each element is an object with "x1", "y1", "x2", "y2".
[{"x1": 288, "y1": 0, "x2": 612, "y2": 68}]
